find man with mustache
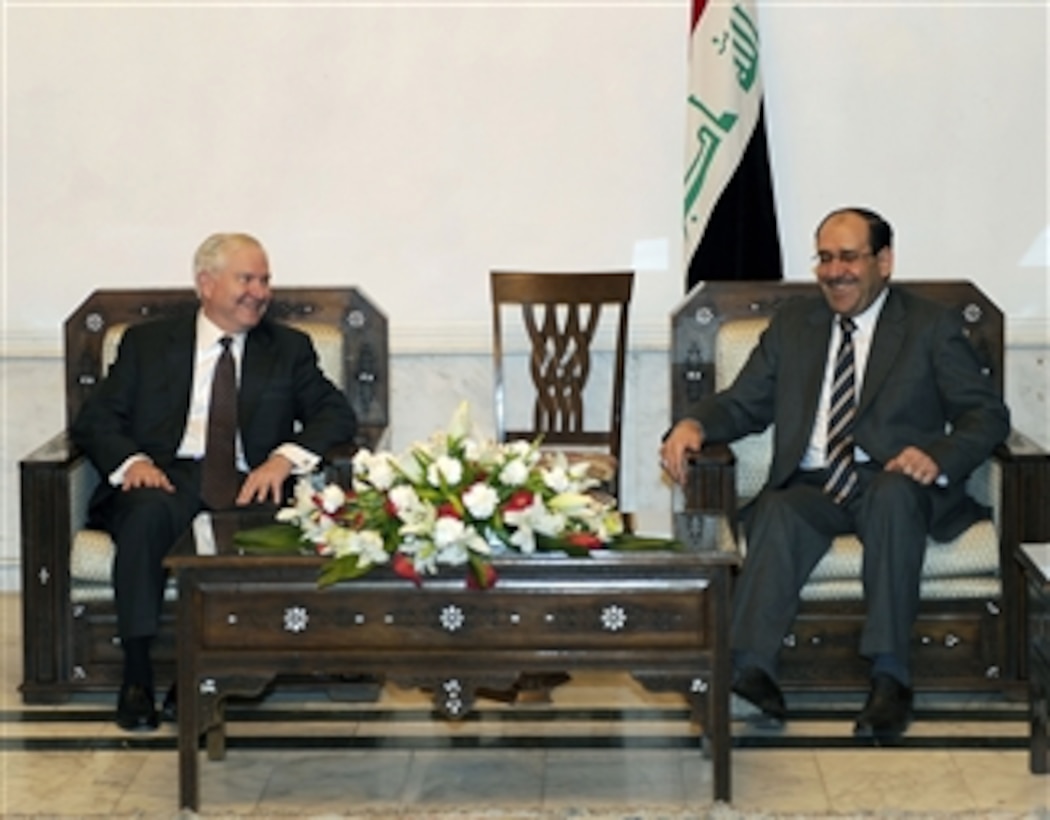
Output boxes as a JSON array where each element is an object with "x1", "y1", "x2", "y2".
[
  {"x1": 661, "y1": 207, "x2": 1009, "y2": 738},
  {"x1": 72, "y1": 233, "x2": 357, "y2": 731}
]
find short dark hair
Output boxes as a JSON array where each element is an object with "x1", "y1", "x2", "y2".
[{"x1": 816, "y1": 207, "x2": 893, "y2": 254}]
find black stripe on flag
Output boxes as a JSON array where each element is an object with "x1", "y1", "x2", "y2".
[{"x1": 687, "y1": 104, "x2": 782, "y2": 289}]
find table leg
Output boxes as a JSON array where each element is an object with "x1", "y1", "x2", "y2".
[
  {"x1": 711, "y1": 565, "x2": 732, "y2": 802},
  {"x1": 1031, "y1": 655, "x2": 1048, "y2": 774},
  {"x1": 177, "y1": 628, "x2": 199, "y2": 810}
]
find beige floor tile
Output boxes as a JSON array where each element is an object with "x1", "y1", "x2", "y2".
[
  {"x1": 951, "y1": 749, "x2": 1050, "y2": 813},
  {"x1": 402, "y1": 749, "x2": 545, "y2": 807},
  {"x1": 818, "y1": 749, "x2": 977, "y2": 814},
  {"x1": 542, "y1": 748, "x2": 686, "y2": 808},
  {"x1": 724, "y1": 749, "x2": 831, "y2": 814},
  {"x1": 257, "y1": 750, "x2": 412, "y2": 814},
  {"x1": 1, "y1": 750, "x2": 140, "y2": 816},
  {"x1": 112, "y1": 751, "x2": 184, "y2": 815}
]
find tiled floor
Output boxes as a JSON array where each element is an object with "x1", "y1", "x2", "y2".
[{"x1": 0, "y1": 592, "x2": 1046, "y2": 819}]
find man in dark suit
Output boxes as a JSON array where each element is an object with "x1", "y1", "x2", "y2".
[
  {"x1": 661, "y1": 207, "x2": 1010, "y2": 738},
  {"x1": 72, "y1": 233, "x2": 357, "y2": 731}
]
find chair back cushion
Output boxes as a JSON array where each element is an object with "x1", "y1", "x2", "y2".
[
  {"x1": 66, "y1": 287, "x2": 388, "y2": 448},
  {"x1": 100, "y1": 320, "x2": 345, "y2": 390}
]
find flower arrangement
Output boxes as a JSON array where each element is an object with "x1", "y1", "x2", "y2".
[{"x1": 235, "y1": 402, "x2": 675, "y2": 588}]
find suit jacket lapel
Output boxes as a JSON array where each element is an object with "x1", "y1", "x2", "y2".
[
  {"x1": 240, "y1": 321, "x2": 276, "y2": 436},
  {"x1": 166, "y1": 319, "x2": 196, "y2": 443},
  {"x1": 858, "y1": 287, "x2": 907, "y2": 415},
  {"x1": 797, "y1": 302, "x2": 833, "y2": 423},
  {"x1": 770, "y1": 299, "x2": 832, "y2": 487}
]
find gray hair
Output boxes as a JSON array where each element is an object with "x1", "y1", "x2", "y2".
[{"x1": 192, "y1": 233, "x2": 264, "y2": 277}]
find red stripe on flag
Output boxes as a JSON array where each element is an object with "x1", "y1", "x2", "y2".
[{"x1": 692, "y1": 0, "x2": 706, "y2": 31}]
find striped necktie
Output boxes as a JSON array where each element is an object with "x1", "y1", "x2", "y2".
[
  {"x1": 200, "y1": 336, "x2": 239, "y2": 510},
  {"x1": 823, "y1": 317, "x2": 858, "y2": 504}
]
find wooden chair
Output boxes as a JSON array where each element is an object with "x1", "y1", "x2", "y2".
[
  {"x1": 670, "y1": 280, "x2": 1050, "y2": 693},
  {"x1": 490, "y1": 270, "x2": 633, "y2": 499},
  {"x1": 19, "y1": 287, "x2": 388, "y2": 703}
]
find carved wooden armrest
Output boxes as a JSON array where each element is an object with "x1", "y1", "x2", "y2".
[
  {"x1": 683, "y1": 442, "x2": 737, "y2": 516},
  {"x1": 322, "y1": 440, "x2": 360, "y2": 488},
  {"x1": 994, "y1": 429, "x2": 1050, "y2": 541},
  {"x1": 20, "y1": 430, "x2": 83, "y2": 666}
]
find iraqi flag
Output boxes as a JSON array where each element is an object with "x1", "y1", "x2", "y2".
[{"x1": 684, "y1": 0, "x2": 782, "y2": 289}]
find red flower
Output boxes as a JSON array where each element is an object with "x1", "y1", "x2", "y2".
[
  {"x1": 565, "y1": 532, "x2": 603, "y2": 551},
  {"x1": 467, "y1": 560, "x2": 498, "y2": 590},
  {"x1": 392, "y1": 553, "x2": 423, "y2": 587},
  {"x1": 437, "y1": 502, "x2": 462, "y2": 520},
  {"x1": 384, "y1": 497, "x2": 398, "y2": 517},
  {"x1": 503, "y1": 490, "x2": 534, "y2": 513}
]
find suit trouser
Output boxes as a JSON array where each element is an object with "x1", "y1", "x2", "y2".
[
  {"x1": 101, "y1": 460, "x2": 204, "y2": 640},
  {"x1": 730, "y1": 464, "x2": 932, "y2": 676}
]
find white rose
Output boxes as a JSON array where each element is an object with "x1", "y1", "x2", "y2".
[
  {"x1": 499, "y1": 459, "x2": 529, "y2": 487},
  {"x1": 463, "y1": 482, "x2": 499, "y2": 519},
  {"x1": 428, "y1": 455, "x2": 463, "y2": 487}
]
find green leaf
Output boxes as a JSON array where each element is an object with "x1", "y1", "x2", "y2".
[
  {"x1": 233, "y1": 523, "x2": 307, "y2": 554},
  {"x1": 533, "y1": 534, "x2": 589, "y2": 557},
  {"x1": 609, "y1": 535, "x2": 685, "y2": 552},
  {"x1": 318, "y1": 554, "x2": 372, "y2": 588}
]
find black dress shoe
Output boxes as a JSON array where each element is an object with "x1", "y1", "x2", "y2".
[
  {"x1": 853, "y1": 673, "x2": 913, "y2": 739},
  {"x1": 116, "y1": 684, "x2": 158, "y2": 732},
  {"x1": 160, "y1": 684, "x2": 177, "y2": 723},
  {"x1": 731, "y1": 666, "x2": 787, "y2": 724},
  {"x1": 477, "y1": 672, "x2": 573, "y2": 704}
]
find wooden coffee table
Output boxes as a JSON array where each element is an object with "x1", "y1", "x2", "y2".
[
  {"x1": 165, "y1": 512, "x2": 739, "y2": 811},
  {"x1": 1018, "y1": 542, "x2": 1050, "y2": 774}
]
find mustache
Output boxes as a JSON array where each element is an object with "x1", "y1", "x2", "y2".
[{"x1": 822, "y1": 275, "x2": 857, "y2": 287}]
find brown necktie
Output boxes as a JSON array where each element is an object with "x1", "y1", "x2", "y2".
[{"x1": 200, "y1": 336, "x2": 239, "y2": 509}]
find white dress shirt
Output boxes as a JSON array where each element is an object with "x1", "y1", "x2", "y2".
[
  {"x1": 799, "y1": 288, "x2": 888, "y2": 470},
  {"x1": 108, "y1": 311, "x2": 318, "y2": 485}
]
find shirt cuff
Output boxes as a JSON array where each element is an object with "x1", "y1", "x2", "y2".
[
  {"x1": 108, "y1": 454, "x2": 152, "y2": 486},
  {"x1": 273, "y1": 443, "x2": 320, "y2": 475}
]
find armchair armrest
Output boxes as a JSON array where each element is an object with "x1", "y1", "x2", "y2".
[
  {"x1": 996, "y1": 429, "x2": 1050, "y2": 546},
  {"x1": 20, "y1": 430, "x2": 87, "y2": 700},
  {"x1": 322, "y1": 440, "x2": 359, "y2": 488},
  {"x1": 989, "y1": 428, "x2": 1050, "y2": 681},
  {"x1": 683, "y1": 442, "x2": 738, "y2": 518}
]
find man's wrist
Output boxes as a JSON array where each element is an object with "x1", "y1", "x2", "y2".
[
  {"x1": 109, "y1": 453, "x2": 152, "y2": 487},
  {"x1": 272, "y1": 443, "x2": 320, "y2": 474}
]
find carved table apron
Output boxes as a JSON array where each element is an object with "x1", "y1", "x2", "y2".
[{"x1": 165, "y1": 522, "x2": 738, "y2": 811}]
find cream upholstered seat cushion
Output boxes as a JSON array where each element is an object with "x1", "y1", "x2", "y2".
[
  {"x1": 69, "y1": 320, "x2": 344, "y2": 589},
  {"x1": 715, "y1": 314, "x2": 1002, "y2": 602}
]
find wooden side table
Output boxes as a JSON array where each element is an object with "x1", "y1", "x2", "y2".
[{"x1": 1018, "y1": 542, "x2": 1049, "y2": 774}]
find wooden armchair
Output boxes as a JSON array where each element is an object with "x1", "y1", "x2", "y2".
[
  {"x1": 671, "y1": 280, "x2": 1050, "y2": 693},
  {"x1": 20, "y1": 287, "x2": 388, "y2": 703},
  {"x1": 490, "y1": 270, "x2": 633, "y2": 499}
]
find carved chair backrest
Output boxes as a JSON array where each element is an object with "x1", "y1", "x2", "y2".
[
  {"x1": 490, "y1": 271, "x2": 634, "y2": 492},
  {"x1": 65, "y1": 288, "x2": 389, "y2": 450}
]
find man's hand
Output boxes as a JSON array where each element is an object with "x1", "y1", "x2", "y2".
[
  {"x1": 659, "y1": 419, "x2": 705, "y2": 486},
  {"x1": 236, "y1": 453, "x2": 294, "y2": 505},
  {"x1": 885, "y1": 446, "x2": 941, "y2": 486},
  {"x1": 121, "y1": 460, "x2": 175, "y2": 493}
]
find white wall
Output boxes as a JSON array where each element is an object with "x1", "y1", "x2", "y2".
[{"x1": 3, "y1": 1, "x2": 1048, "y2": 587}]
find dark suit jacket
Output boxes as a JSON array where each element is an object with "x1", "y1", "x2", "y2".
[
  {"x1": 693, "y1": 286, "x2": 1011, "y2": 541},
  {"x1": 71, "y1": 312, "x2": 357, "y2": 509}
]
